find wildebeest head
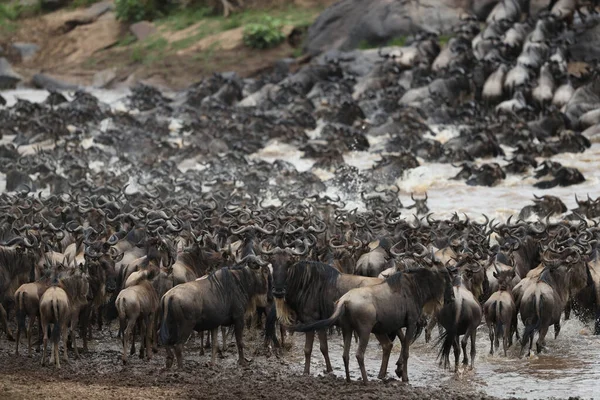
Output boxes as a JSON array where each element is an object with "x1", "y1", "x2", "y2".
[{"x1": 261, "y1": 240, "x2": 309, "y2": 298}]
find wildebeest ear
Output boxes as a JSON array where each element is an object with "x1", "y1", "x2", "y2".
[{"x1": 493, "y1": 272, "x2": 498, "y2": 279}]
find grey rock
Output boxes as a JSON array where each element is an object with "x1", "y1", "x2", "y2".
[
  {"x1": 12, "y1": 42, "x2": 39, "y2": 62},
  {"x1": 304, "y1": 0, "x2": 466, "y2": 55},
  {"x1": 31, "y1": 73, "x2": 79, "y2": 91},
  {"x1": 85, "y1": 1, "x2": 113, "y2": 19},
  {"x1": 130, "y1": 21, "x2": 157, "y2": 41},
  {"x1": 0, "y1": 57, "x2": 22, "y2": 89},
  {"x1": 93, "y1": 68, "x2": 117, "y2": 88}
]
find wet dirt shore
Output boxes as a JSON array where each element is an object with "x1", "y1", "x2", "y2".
[{"x1": 0, "y1": 328, "x2": 508, "y2": 400}]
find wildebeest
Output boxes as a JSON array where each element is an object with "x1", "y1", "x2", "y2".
[
  {"x1": 14, "y1": 277, "x2": 50, "y2": 356},
  {"x1": 520, "y1": 249, "x2": 580, "y2": 356},
  {"x1": 159, "y1": 256, "x2": 270, "y2": 368},
  {"x1": 0, "y1": 235, "x2": 39, "y2": 340},
  {"x1": 483, "y1": 266, "x2": 517, "y2": 356},
  {"x1": 116, "y1": 267, "x2": 160, "y2": 364},
  {"x1": 268, "y1": 246, "x2": 384, "y2": 375},
  {"x1": 354, "y1": 238, "x2": 394, "y2": 277},
  {"x1": 39, "y1": 262, "x2": 90, "y2": 367},
  {"x1": 292, "y1": 263, "x2": 454, "y2": 384},
  {"x1": 438, "y1": 270, "x2": 483, "y2": 371}
]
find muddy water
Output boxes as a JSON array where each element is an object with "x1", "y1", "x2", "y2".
[
  {"x1": 292, "y1": 318, "x2": 600, "y2": 399},
  {"x1": 2, "y1": 89, "x2": 600, "y2": 399}
]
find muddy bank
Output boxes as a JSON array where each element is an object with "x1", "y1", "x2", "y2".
[{"x1": 0, "y1": 329, "x2": 506, "y2": 400}]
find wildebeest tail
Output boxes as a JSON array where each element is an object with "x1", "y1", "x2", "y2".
[
  {"x1": 51, "y1": 299, "x2": 60, "y2": 344},
  {"x1": 437, "y1": 301, "x2": 458, "y2": 370},
  {"x1": 522, "y1": 294, "x2": 541, "y2": 345},
  {"x1": 159, "y1": 296, "x2": 178, "y2": 346},
  {"x1": 495, "y1": 301, "x2": 503, "y2": 337},
  {"x1": 290, "y1": 300, "x2": 346, "y2": 333},
  {"x1": 16, "y1": 292, "x2": 26, "y2": 332}
]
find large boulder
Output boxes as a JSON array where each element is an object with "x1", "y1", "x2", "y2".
[
  {"x1": 303, "y1": 0, "x2": 552, "y2": 55},
  {"x1": 0, "y1": 57, "x2": 22, "y2": 89},
  {"x1": 303, "y1": 0, "x2": 469, "y2": 55}
]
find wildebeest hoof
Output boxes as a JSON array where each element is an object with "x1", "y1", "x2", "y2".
[
  {"x1": 395, "y1": 368, "x2": 402, "y2": 379},
  {"x1": 122, "y1": 359, "x2": 127, "y2": 365},
  {"x1": 6, "y1": 334, "x2": 15, "y2": 342}
]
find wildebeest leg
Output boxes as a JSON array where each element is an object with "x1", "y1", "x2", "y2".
[
  {"x1": 396, "y1": 325, "x2": 415, "y2": 382},
  {"x1": 165, "y1": 345, "x2": 174, "y2": 368},
  {"x1": 139, "y1": 318, "x2": 147, "y2": 359},
  {"x1": 41, "y1": 319, "x2": 49, "y2": 366},
  {"x1": 355, "y1": 330, "x2": 370, "y2": 384},
  {"x1": 211, "y1": 328, "x2": 218, "y2": 364},
  {"x1": 175, "y1": 343, "x2": 184, "y2": 369},
  {"x1": 536, "y1": 325, "x2": 549, "y2": 354},
  {"x1": 502, "y1": 322, "x2": 509, "y2": 357},
  {"x1": 488, "y1": 323, "x2": 494, "y2": 355},
  {"x1": 374, "y1": 333, "x2": 393, "y2": 380},
  {"x1": 123, "y1": 317, "x2": 136, "y2": 365},
  {"x1": 469, "y1": 329, "x2": 477, "y2": 370},
  {"x1": 342, "y1": 326, "x2": 353, "y2": 382},
  {"x1": 221, "y1": 326, "x2": 227, "y2": 352},
  {"x1": 425, "y1": 316, "x2": 436, "y2": 343},
  {"x1": 70, "y1": 312, "x2": 81, "y2": 359},
  {"x1": 27, "y1": 315, "x2": 36, "y2": 357},
  {"x1": 199, "y1": 331, "x2": 205, "y2": 355},
  {"x1": 303, "y1": 331, "x2": 315, "y2": 374},
  {"x1": 280, "y1": 324, "x2": 285, "y2": 348},
  {"x1": 61, "y1": 322, "x2": 69, "y2": 367},
  {"x1": 0, "y1": 304, "x2": 14, "y2": 341},
  {"x1": 564, "y1": 299, "x2": 572, "y2": 320},
  {"x1": 317, "y1": 329, "x2": 332, "y2": 373},
  {"x1": 461, "y1": 334, "x2": 469, "y2": 366},
  {"x1": 453, "y1": 336, "x2": 460, "y2": 372},
  {"x1": 234, "y1": 320, "x2": 247, "y2": 366},
  {"x1": 54, "y1": 324, "x2": 61, "y2": 369},
  {"x1": 553, "y1": 321, "x2": 560, "y2": 339},
  {"x1": 204, "y1": 330, "x2": 211, "y2": 348}
]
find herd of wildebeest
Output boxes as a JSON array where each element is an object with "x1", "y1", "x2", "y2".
[{"x1": 1, "y1": 0, "x2": 600, "y2": 387}]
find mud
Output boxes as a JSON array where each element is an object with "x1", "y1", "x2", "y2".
[{"x1": 0, "y1": 326, "x2": 507, "y2": 400}]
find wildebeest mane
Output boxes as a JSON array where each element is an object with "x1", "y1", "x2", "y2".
[
  {"x1": 207, "y1": 265, "x2": 254, "y2": 316},
  {"x1": 0, "y1": 245, "x2": 37, "y2": 301},
  {"x1": 59, "y1": 270, "x2": 88, "y2": 307},
  {"x1": 286, "y1": 261, "x2": 340, "y2": 320}
]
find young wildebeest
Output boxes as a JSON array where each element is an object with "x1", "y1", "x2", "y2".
[
  {"x1": 292, "y1": 264, "x2": 454, "y2": 384},
  {"x1": 14, "y1": 273, "x2": 51, "y2": 356},
  {"x1": 438, "y1": 270, "x2": 483, "y2": 372},
  {"x1": 39, "y1": 263, "x2": 89, "y2": 367},
  {"x1": 266, "y1": 246, "x2": 384, "y2": 375},
  {"x1": 159, "y1": 256, "x2": 270, "y2": 368},
  {"x1": 116, "y1": 267, "x2": 159, "y2": 364},
  {"x1": 483, "y1": 266, "x2": 517, "y2": 356},
  {"x1": 520, "y1": 249, "x2": 581, "y2": 356}
]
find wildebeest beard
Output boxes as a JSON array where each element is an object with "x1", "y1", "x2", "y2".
[{"x1": 276, "y1": 261, "x2": 340, "y2": 326}]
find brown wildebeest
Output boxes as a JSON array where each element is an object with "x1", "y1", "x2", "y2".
[
  {"x1": 520, "y1": 249, "x2": 581, "y2": 357},
  {"x1": 159, "y1": 256, "x2": 270, "y2": 368},
  {"x1": 292, "y1": 264, "x2": 454, "y2": 384},
  {"x1": 483, "y1": 266, "x2": 517, "y2": 356},
  {"x1": 266, "y1": 243, "x2": 385, "y2": 375},
  {"x1": 438, "y1": 271, "x2": 483, "y2": 372},
  {"x1": 39, "y1": 264, "x2": 89, "y2": 367},
  {"x1": 14, "y1": 278, "x2": 50, "y2": 356},
  {"x1": 0, "y1": 235, "x2": 39, "y2": 341},
  {"x1": 116, "y1": 268, "x2": 160, "y2": 364}
]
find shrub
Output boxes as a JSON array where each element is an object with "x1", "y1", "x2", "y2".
[
  {"x1": 243, "y1": 16, "x2": 285, "y2": 49},
  {"x1": 115, "y1": 0, "x2": 161, "y2": 22}
]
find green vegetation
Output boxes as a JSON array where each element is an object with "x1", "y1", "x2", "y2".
[
  {"x1": 243, "y1": 16, "x2": 284, "y2": 49},
  {"x1": 129, "y1": 35, "x2": 168, "y2": 64},
  {"x1": 70, "y1": 0, "x2": 100, "y2": 9},
  {"x1": 358, "y1": 35, "x2": 408, "y2": 50},
  {"x1": 115, "y1": 0, "x2": 168, "y2": 22},
  {"x1": 438, "y1": 34, "x2": 453, "y2": 46}
]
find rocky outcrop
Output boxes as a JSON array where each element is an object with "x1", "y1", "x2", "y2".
[
  {"x1": 0, "y1": 58, "x2": 22, "y2": 89},
  {"x1": 303, "y1": 0, "x2": 552, "y2": 55}
]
